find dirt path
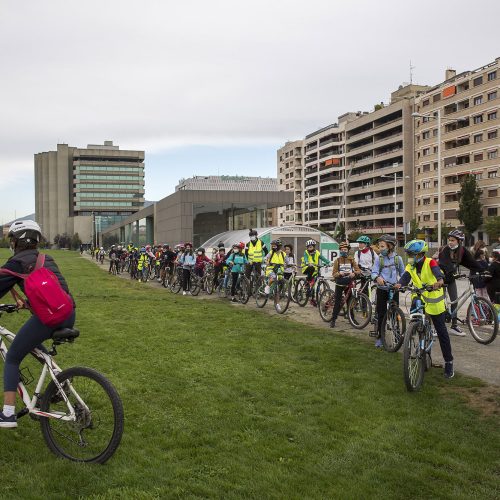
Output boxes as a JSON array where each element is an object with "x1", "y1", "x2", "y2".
[{"x1": 85, "y1": 254, "x2": 499, "y2": 386}]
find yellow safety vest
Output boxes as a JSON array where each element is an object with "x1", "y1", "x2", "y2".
[
  {"x1": 266, "y1": 251, "x2": 285, "y2": 276},
  {"x1": 301, "y1": 250, "x2": 320, "y2": 273},
  {"x1": 247, "y1": 240, "x2": 264, "y2": 263},
  {"x1": 137, "y1": 255, "x2": 148, "y2": 270},
  {"x1": 406, "y1": 257, "x2": 445, "y2": 315}
]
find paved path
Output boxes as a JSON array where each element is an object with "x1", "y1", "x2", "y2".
[{"x1": 85, "y1": 254, "x2": 499, "y2": 386}]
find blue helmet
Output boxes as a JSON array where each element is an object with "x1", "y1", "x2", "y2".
[
  {"x1": 140, "y1": 247, "x2": 146, "y2": 253},
  {"x1": 404, "y1": 239, "x2": 428, "y2": 255}
]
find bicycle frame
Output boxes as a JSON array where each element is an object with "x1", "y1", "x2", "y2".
[{"x1": 0, "y1": 326, "x2": 84, "y2": 422}]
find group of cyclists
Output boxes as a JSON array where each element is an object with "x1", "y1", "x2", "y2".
[{"x1": 92, "y1": 228, "x2": 500, "y2": 384}]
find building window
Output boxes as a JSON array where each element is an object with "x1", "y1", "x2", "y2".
[
  {"x1": 473, "y1": 114, "x2": 483, "y2": 124},
  {"x1": 489, "y1": 189, "x2": 498, "y2": 197},
  {"x1": 433, "y1": 162, "x2": 438, "y2": 170},
  {"x1": 474, "y1": 134, "x2": 483, "y2": 143},
  {"x1": 444, "y1": 209, "x2": 457, "y2": 219},
  {"x1": 473, "y1": 95, "x2": 483, "y2": 106},
  {"x1": 423, "y1": 198, "x2": 430, "y2": 205},
  {"x1": 488, "y1": 129, "x2": 498, "y2": 140},
  {"x1": 433, "y1": 128, "x2": 438, "y2": 137},
  {"x1": 423, "y1": 148, "x2": 430, "y2": 156},
  {"x1": 488, "y1": 91, "x2": 497, "y2": 101},
  {"x1": 488, "y1": 150, "x2": 498, "y2": 159},
  {"x1": 433, "y1": 146, "x2": 438, "y2": 153},
  {"x1": 473, "y1": 76, "x2": 483, "y2": 86},
  {"x1": 488, "y1": 111, "x2": 497, "y2": 121},
  {"x1": 423, "y1": 181, "x2": 430, "y2": 189},
  {"x1": 423, "y1": 164, "x2": 430, "y2": 172},
  {"x1": 488, "y1": 71, "x2": 497, "y2": 81},
  {"x1": 434, "y1": 180, "x2": 438, "y2": 187},
  {"x1": 474, "y1": 153, "x2": 484, "y2": 162},
  {"x1": 433, "y1": 213, "x2": 438, "y2": 220},
  {"x1": 422, "y1": 99, "x2": 430, "y2": 107},
  {"x1": 433, "y1": 94, "x2": 441, "y2": 103},
  {"x1": 422, "y1": 131, "x2": 430, "y2": 140},
  {"x1": 488, "y1": 207, "x2": 498, "y2": 216}
]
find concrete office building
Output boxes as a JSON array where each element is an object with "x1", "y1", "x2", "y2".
[
  {"x1": 414, "y1": 58, "x2": 500, "y2": 242},
  {"x1": 35, "y1": 141, "x2": 145, "y2": 245},
  {"x1": 102, "y1": 188, "x2": 292, "y2": 248},
  {"x1": 345, "y1": 84, "x2": 429, "y2": 239},
  {"x1": 277, "y1": 140, "x2": 304, "y2": 225}
]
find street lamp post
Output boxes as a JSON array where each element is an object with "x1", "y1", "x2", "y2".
[{"x1": 381, "y1": 173, "x2": 410, "y2": 242}]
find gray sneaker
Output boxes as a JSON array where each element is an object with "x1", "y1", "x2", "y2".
[{"x1": 450, "y1": 325, "x2": 466, "y2": 337}]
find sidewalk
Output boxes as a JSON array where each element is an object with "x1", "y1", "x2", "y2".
[{"x1": 85, "y1": 254, "x2": 500, "y2": 386}]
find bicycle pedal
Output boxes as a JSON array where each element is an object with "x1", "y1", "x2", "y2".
[{"x1": 369, "y1": 331, "x2": 377, "y2": 338}]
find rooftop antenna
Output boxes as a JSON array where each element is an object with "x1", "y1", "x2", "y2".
[{"x1": 409, "y1": 60, "x2": 415, "y2": 84}]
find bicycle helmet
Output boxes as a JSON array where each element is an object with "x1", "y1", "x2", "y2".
[
  {"x1": 249, "y1": 228, "x2": 258, "y2": 237},
  {"x1": 448, "y1": 229, "x2": 465, "y2": 241},
  {"x1": 404, "y1": 239, "x2": 428, "y2": 255},
  {"x1": 197, "y1": 247, "x2": 205, "y2": 254},
  {"x1": 184, "y1": 242, "x2": 192, "y2": 248},
  {"x1": 356, "y1": 235, "x2": 371, "y2": 245},
  {"x1": 271, "y1": 239, "x2": 282, "y2": 247},
  {"x1": 377, "y1": 234, "x2": 397, "y2": 246},
  {"x1": 8, "y1": 220, "x2": 42, "y2": 243},
  {"x1": 339, "y1": 241, "x2": 351, "y2": 250},
  {"x1": 217, "y1": 241, "x2": 225, "y2": 248},
  {"x1": 238, "y1": 241, "x2": 246, "y2": 250},
  {"x1": 306, "y1": 239, "x2": 317, "y2": 247},
  {"x1": 140, "y1": 247, "x2": 146, "y2": 253}
]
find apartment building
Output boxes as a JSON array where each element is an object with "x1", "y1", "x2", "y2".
[
  {"x1": 344, "y1": 84, "x2": 429, "y2": 239},
  {"x1": 414, "y1": 58, "x2": 500, "y2": 241},
  {"x1": 277, "y1": 140, "x2": 304, "y2": 225},
  {"x1": 35, "y1": 141, "x2": 145, "y2": 244},
  {"x1": 302, "y1": 119, "x2": 355, "y2": 232}
]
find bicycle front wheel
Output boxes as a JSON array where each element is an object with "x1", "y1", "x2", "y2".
[
  {"x1": 255, "y1": 277, "x2": 268, "y2": 308},
  {"x1": 381, "y1": 306, "x2": 406, "y2": 352},
  {"x1": 40, "y1": 366, "x2": 124, "y2": 464},
  {"x1": 274, "y1": 280, "x2": 291, "y2": 314},
  {"x1": 403, "y1": 322, "x2": 425, "y2": 392},
  {"x1": 347, "y1": 293, "x2": 372, "y2": 330},
  {"x1": 466, "y1": 297, "x2": 498, "y2": 345},
  {"x1": 318, "y1": 288, "x2": 334, "y2": 323}
]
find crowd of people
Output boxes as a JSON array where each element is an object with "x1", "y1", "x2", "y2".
[{"x1": 91, "y1": 228, "x2": 500, "y2": 380}]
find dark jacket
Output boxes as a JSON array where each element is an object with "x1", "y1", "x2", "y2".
[
  {"x1": 486, "y1": 261, "x2": 500, "y2": 304},
  {"x1": 438, "y1": 245, "x2": 482, "y2": 281},
  {"x1": 0, "y1": 249, "x2": 73, "y2": 304}
]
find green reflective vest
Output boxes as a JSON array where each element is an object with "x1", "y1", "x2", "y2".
[{"x1": 406, "y1": 258, "x2": 445, "y2": 315}]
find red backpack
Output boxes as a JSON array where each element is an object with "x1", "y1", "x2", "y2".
[{"x1": 0, "y1": 254, "x2": 74, "y2": 327}]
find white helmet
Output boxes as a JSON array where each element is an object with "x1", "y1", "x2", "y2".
[
  {"x1": 100, "y1": 246, "x2": 104, "y2": 250},
  {"x1": 8, "y1": 220, "x2": 42, "y2": 242},
  {"x1": 306, "y1": 239, "x2": 317, "y2": 247}
]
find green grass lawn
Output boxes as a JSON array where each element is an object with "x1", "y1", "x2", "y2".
[{"x1": 0, "y1": 250, "x2": 498, "y2": 499}]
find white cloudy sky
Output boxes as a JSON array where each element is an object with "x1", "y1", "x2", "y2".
[{"x1": 1, "y1": 0, "x2": 499, "y2": 223}]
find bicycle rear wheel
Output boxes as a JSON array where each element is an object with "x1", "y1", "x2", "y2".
[
  {"x1": 274, "y1": 279, "x2": 291, "y2": 314},
  {"x1": 295, "y1": 278, "x2": 309, "y2": 307},
  {"x1": 347, "y1": 293, "x2": 372, "y2": 330},
  {"x1": 40, "y1": 366, "x2": 124, "y2": 464},
  {"x1": 318, "y1": 288, "x2": 334, "y2": 323},
  {"x1": 403, "y1": 322, "x2": 425, "y2": 392},
  {"x1": 381, "y1": 306, "x2": 406, "y2": 352},
  {"x1": 466, "y1": 297, "x2": 498, "y2": 344},
  {"x1": 239, "y1": 278, "x2": 250, "y2": 304}
]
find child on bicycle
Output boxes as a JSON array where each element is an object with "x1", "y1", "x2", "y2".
[
  {"x1": 264, "y1": 239, "x2": 286, "y2": 295},
  {"x1": 371, "y1": 234, "x2": 405, "y2": 348},
  {"x1": 330, "y1": 241, "x2": 361, "y2": 328},
  {"x1": 226, "y1": 242, "x2": 247, "y2": 302},
  {"x1": 0, "y1": 220, "x2": 76, "y2": 428},
  {"x1": 301, "y1": 239, "x2": 331, "y2": 306},
  {"x1": 283, "y1": 243, "x2": 295, "y2": 281},
  {"x1": 395, "y1": 239, "x2": 454, "y2": 379},
  {"x1": 137, "y1": 247, "x2": 149, "y2": 282},
  {"x1": 213, "y1": 246, "x2": 227, "y2": 288},
  {"x1": 179, "y1": 242, "x2": 196, "y2": 295},
  {"x1": 194, "y1": 247, "x2": 213, "y2": 278}
]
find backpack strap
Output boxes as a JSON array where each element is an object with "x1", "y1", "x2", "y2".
[
  {"x1": 35, "y1": 253, "x2": 46, "y2": 271},
  {"x1": 370, "y1": 248, "x2": 375, "y2": 265}
]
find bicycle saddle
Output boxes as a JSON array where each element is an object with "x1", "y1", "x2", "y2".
[{"x1": 52, "y1": 328, "x2": 80, "y2": 343}]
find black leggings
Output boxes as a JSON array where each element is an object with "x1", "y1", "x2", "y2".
[
  {"x1": 4, "y1": 310, "x2": 76, "y2": 392},
  {"x1": 182, "y1": 268, "x2": 191, "y2": 291},
  {"x1": 447, "y1": 279, "x2": 458, "y2": 325},
  {"x1": 430, "y1": 312, "x2": 453, "y2": 363},
  {"x1": 230, "y1": 272, "x2": 240, "y2": 296}
]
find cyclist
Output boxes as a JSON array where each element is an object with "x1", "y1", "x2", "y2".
[
  {"x1": 264, "y1": 239, "x2": 286, "y2": 295},
  {"x1": 108, "y1": 245, "x2": 117, "y2": 274},
  {"x1": 0, "y1": 220, "x2": 75, "y2": 428},
  {"x1": 301, "y1": 239, "x2": 331, "y2": 305},
  {"x1": 213, "y1": 246, "x2": 227, "y2": 287},
  {"x1": 354, "y1": 235, "x2": 376, "y2": 274},
  {"x1": 98, "y1": 246, "x2": 105, "y2": 263},
  {"x1": 226, "y1": 242, "x2": 248, "y2": 302},
  {"x1": 371, "y1": 234, "x2": 405, "y2": 347},
  {"x1": 245, "y1": 229, "x2": 268, "y2": 281},
  {"x1": 395, "y1": 239, "x2": 454, "y2": 379},
  {"x1": 283, "y1": 243, "x2": 295, "y2": 281},
  {"x1": 127, "y1": 242, "x2": 134, "y2": 253},
  {"x1": 179, "y1": 242, "x2": 196, "y2": 296},
  {"x1": 330, "y1": 241, "x2": 361, "y2": 328},
  {"x1": 160, "y1": 244, "x2": 176, "y2": 284},
  {"x1": 486, "y1": 249, "x2": 500, "y2": 304},
  {"x1": 194, "y1": 247, "x2": 213, "y2": 278},
  {"x1": 437, "y1": 229, "x2": 483, "y2": 336},
  {"x1": 137, "y1": 247, "x2": 149, "y2": 282}
]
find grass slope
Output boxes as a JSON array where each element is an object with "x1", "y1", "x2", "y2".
[{"x1": 0, "y1": 250, "x2": 498, "y2": 499}]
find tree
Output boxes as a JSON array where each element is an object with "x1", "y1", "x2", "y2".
[
  {"x1": 457, "y1": 174, "x2": 483, "y2": 242},
  {"x1": 71, "y1": 232, "x2": 82, "y2": 250},
  {"x1": 484, "y1": 216, "x2": 500, "y2": 241},
  {"x1": 103, "y1": 234, "x2": 119, "y2": 248},
  {"x1": 0, "y1": 237, "x2": 9, "y2": 248},
  {"x1": 53, "y1": 234, "x2": 60, "y2": 247},
  {"x1": 348, "y1": 230, "x2": 363, "y2": 242},
  {"x1": 57, "y1": 233, "x2": 71, "y2": 249},
  {"x1": 408, "y1": 218, "x2": 421, "y2": 240}
]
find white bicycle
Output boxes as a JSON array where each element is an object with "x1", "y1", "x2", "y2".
[{"x1": 0, "y1": 304, "x2": 124, "y2": 463}]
